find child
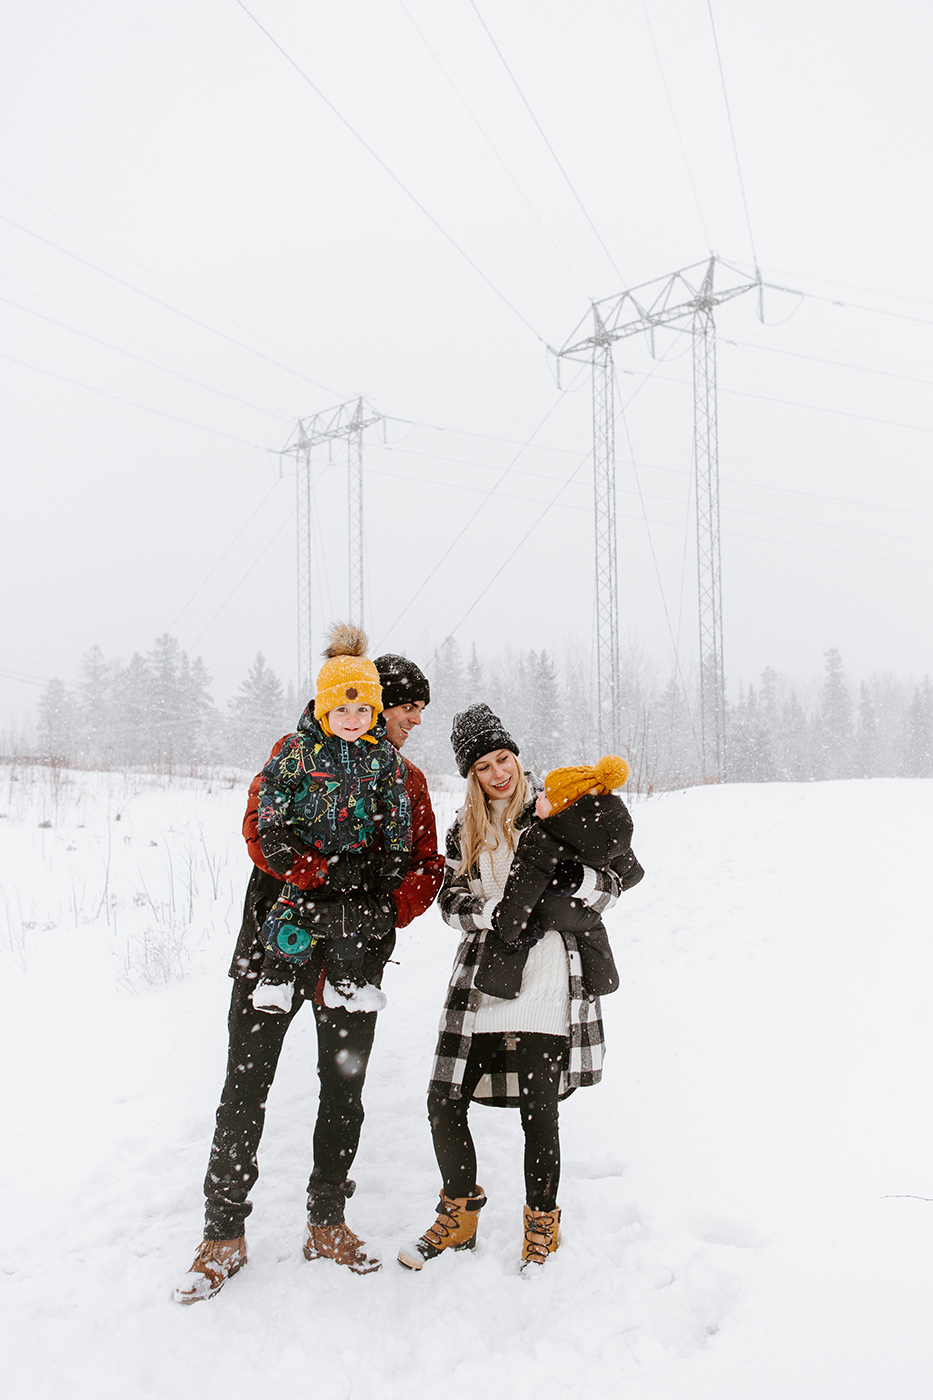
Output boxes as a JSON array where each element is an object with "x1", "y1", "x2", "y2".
[
  {"x1": 478, "y1": 755, "x2": 643, "y2": 997},
  {"x1": 252, "y1": 623, "x2": 412, "y2": 1015}
]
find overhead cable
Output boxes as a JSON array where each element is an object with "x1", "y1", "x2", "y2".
[
  {"x1": 1, "y1": 294, "x2": 294, "y2": 422},
  {"x1": 0, "y1": 350, "x2": 271, "y2": 449},
  {"x1": 374, "y1": 395, "x2": 566, "y2": 647},
  {"x1": 705, "y1": 0, "x2": 759, "y2": 270},
  {"x1": 0, "y1": 212, "x2": 338, "y2": 393},
  {"x1": 395, "y1": 0, "x2": 592, "y2": 299},
  {"x1": 467, "y1": 0, "x2": 626, "y2": 286},
  {"x1": 0, "y1": 176, "x2": 348, "y2": 392},
  {"x1": 233, "y1": 0, "x2": 548, "y2": 346}
]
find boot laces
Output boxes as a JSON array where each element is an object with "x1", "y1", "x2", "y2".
[{"x1": 423, "y1": 1201, "x2": 460, "y2": 1247}]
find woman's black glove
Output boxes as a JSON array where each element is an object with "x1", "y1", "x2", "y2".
[
  {"x1": 375, "y1": 850, "x2": 410, "y2": 894},
  {"x1": 491, "y1": 905, "x2": 546, "y2": 953},
  {"x1": 547, "y1": 860, "x2": 584, "y2": 898},
  {"x1": 325, "y1": 850, "x2": 372, "y2": 893}
]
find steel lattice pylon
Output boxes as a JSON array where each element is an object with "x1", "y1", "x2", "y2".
[
  {"x1": 280, "y1": 396, "x2": 383, "y2": 695},
  {"x1": 692, "y1": 289, "x2": 726, "y2": 774},
  {"x1": 592, "y1": 320, "x2": 621, "y2": 754},
  {"x1": 558, "y1": 256, "x2": 762, "y2": 779}
]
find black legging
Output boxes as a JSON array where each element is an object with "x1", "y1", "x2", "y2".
[
  {"x1": 203, "y1": 975, "x2": 377, "y2": 1239},
  {"x1": 427, "y1": 1032, "x2": 566, "y2": 1211}
]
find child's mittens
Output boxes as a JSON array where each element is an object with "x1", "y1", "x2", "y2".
[
  {"x1": 259, "y1": 826, "x2": 312, "y2": 877},
  {"x1": 325, "y1": 849, "x2": 372, "y2": 893},
  {"x1": 375, "y1": 850, "x2": 410, "y2": 894},
  {"x1": 547, "y1": 860, "x2": 584, "y2": 898}
]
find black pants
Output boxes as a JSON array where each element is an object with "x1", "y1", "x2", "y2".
[
  {"x1": 427, "y1": 1032, "x2": 565, "y2": 1212},
  {"x1": 203, "y1": 976, "x2": 377, "y2": 1239}
]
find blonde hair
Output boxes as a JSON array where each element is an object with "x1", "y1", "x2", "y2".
[{"x1": 456, "y1": 761, "x2": 530, "y2": 876}]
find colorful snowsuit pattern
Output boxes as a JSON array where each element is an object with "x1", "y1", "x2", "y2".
[{"x1": 258, "y1": 704, "x2": 411, "y2": 859}]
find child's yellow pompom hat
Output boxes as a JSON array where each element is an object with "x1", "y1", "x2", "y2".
[
  {"x1": 544, "y1": 754, "x2": 630, "y2": 816},
  {"x1": 313, "y1": 622, "x2": 382, "y2": 732}
]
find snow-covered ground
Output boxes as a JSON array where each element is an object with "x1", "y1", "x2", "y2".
[{"x1": 2, "y1": 763, "x2": 932, "y2": 1399}]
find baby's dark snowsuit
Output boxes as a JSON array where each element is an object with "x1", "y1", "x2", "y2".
[{"x1": 476, "y1": 792, "x2": 643, "y2": 1000}]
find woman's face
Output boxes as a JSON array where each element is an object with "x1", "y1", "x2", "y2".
[{"x1": 473, "y1": 748, "x2": 521, "y2": 801}]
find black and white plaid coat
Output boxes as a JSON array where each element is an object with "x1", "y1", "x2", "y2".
[{"x1": 428, "y1": 791, "x2": 622, "y2": 1108}]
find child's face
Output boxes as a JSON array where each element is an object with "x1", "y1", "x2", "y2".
[
  {"x1": 328, "y1": 704, "x2": 374, "y2": 741},
  {"x1": 535, "y1": 792, "x2": 553, "y2": 819}
]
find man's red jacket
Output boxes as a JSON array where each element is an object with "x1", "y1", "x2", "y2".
[{"x1": 243, "y1": 737, "x2": 444, "y2": 927}]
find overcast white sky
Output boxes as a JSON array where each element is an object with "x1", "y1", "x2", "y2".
[{"x1": 2, "y1": 0, "x2": 932, "y2": 732}]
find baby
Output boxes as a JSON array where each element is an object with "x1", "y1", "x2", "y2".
[{"x1": 491, "y1": 754, "x2": 643, "y2": 959}]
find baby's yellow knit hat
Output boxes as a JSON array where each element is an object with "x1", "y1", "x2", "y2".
[
  {"x1": 544, "y1": 754, "x2": 630, "y2": 815},
  {"x1": 313, "y1": 622, "x2": 382, "y2": 731}
]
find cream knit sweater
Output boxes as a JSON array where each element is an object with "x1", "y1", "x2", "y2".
[{"x1": 472, "y1": 799, "x2": 570, "y2": 1037}]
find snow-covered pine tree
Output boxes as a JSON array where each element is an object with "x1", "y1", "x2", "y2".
[
  {"x1": 37, "y1": 678, "x2": 74, "y2": 763},
  {"x1": 815, "y1": 648, "x2": 854, "y2": 779},
  {"x1": 227, "y1": 654, "x2": 287, "y2": 768}
]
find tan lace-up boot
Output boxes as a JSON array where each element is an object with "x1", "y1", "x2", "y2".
[
  {"x1": 304, "y1": 1221, "x2": 381, "y2": 1274},
  {"x1": 173, "y1": 1236, "x2": 247, "y2": 1304},
  {"x1": 397, "y1": 1187, "x2": 487, "y2": 1270},
  {"x1": 520, "y1": 1205, "x2": 561, "y2": 1269}
]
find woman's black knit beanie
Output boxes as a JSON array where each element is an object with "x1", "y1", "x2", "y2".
[
  {"x1": 373, "y1": 654, "x2": 431, "y2": 709},
  {"x1": 450, "y1": 703, "x2": 519, "y2": 778}
]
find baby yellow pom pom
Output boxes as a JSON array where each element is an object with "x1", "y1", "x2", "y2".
[{"x1": 593, "y1": 754, "x2": 630, "y2": 791}]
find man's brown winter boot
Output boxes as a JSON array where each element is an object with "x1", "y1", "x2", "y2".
[
  {"x1": 173, "y1": 1236, "x2": 247, "y2": 1304},
  {"x1": 520, "y1": 1205, "x2": 561, "y2": 1269},
  {"x1": 397, "y1": 1187, "x2": 487, "y2": 1270},
  {"x1": 304, "y1": 1221, "x2": 381, "y2": 1274}
]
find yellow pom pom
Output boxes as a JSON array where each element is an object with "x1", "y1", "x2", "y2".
[{"x1": 593, "y1": 754, "x2": 629, "y2": 791}]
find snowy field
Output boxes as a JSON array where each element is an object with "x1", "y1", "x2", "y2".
[{"x1": 2, "y1": 762, "x2": 932, "y2": 1399}]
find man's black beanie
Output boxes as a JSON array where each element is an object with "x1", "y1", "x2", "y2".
[{"x1": 374, "y1": 654, "x2": 431, "y2": 710}]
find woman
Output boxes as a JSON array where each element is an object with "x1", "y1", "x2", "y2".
[{"x1": 398, "y1": 704, "x2": 643, "y2": 1273}]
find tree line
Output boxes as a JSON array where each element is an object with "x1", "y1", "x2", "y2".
[{"x1": 31, "y1": 636, "x2": 933, "y2": 788}]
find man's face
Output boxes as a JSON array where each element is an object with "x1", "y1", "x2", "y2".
[{"x1": 383, "y1": 700, "x2": 426, "y2": 749}]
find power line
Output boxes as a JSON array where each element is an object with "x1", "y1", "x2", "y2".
[
  {"x1": 395, "y1": 0, "x2": 592, "y2": 299},
  {"x1": 1, "y1": 294, "x2": 295, "y2": 422},
  {"x1": 232, "y1": 0, "x2": 547, "y2": 346},
  {"x1": 0, "y1": 211, "x2": 338, "y2": 392},
  {"x1": 0, "y1": 350, "x2": 270, "y2": 449},
  {"x1": 640, "y1": 0, "x2": 711, "y2": 248},
  {"x1": 434, "y1": 450, "x2": 592, "y2": 653},
  {"x1": 615, "y1": 362, "x2": 933, "y2": 436},
  {"x1": 165, "y1": 476, "x2": 286, "y2": 633},
  {"x1": 188, "y1": 515, "x2": 293, "y2": 650},
  {"x1": 0, "y1": 176, "x2": 349, "y2": 393},
  {"x1": 467, "y1": 0, "x2": 626, "y2": 285},
  {"x1": 374, "y1": 396, "x2": 568, "y2": 648},
  {"x1": 705, "y1": 0, "x2": 759, "y2": 269}
]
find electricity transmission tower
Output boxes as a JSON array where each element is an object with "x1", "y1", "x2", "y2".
[
  {"x1": 558, "y1": 256, "x2": 762, "y2": 777},
  {"x1": 280, "y1": 396, "x2": 384, "y2": 695}
]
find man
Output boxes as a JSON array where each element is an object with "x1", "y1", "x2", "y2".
[{"x1": 174, "y1": 653, "x2": 442, "y2": 1304}]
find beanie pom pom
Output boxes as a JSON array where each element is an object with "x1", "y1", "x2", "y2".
[
  {"x1": 324, "y1": 622, "x2": 368, "y2": 660},
  {"x1": 594, "y1": 754, "x2": 629, "y2": 791}
]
